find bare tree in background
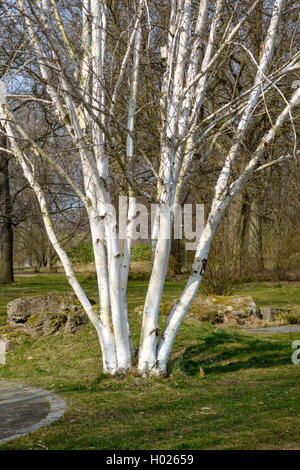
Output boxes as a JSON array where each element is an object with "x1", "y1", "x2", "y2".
[{"x1": 0, "y1": 131, "x2": 14, "y2": 283}]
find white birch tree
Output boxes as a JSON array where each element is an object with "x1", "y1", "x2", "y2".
[{"x1": 0, "y1": 0, "x2": 299, "y2": 376}]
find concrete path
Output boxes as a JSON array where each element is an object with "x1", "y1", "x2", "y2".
[
  {"x1": 0, "y1": 381, "x2": 66, "y2": 445},
  {"x1": 243, "y1": 325, "x2": 300, "y2": 334}
]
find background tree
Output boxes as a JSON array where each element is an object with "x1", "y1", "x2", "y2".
[{"x1": 0, "y1": 132, "x2": 14, "y2": 283}]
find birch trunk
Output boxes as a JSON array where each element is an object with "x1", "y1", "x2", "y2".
[
  {"x1": 155, "y1": 209, "x2": 222, "y2": 374},
  {"x1": 89, "y1": 209, "x2": 118, "y2": 374},
  {"x1": 138, "y1": 201, "x2": 172, "y2": 374}
]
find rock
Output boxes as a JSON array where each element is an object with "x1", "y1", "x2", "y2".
[
  {"x1": 7, "y1": 293, "x2": 93, "y2": 325},
  {"x1": 188, "y1": 295, "x2": 258, "y2": 325},
  {"x1": 2, "y1": 293, "x2": 93, "y2": 346},
  {"x1": 7, "y1": 297, "x2": 42, "y2": 325},
  {"x1": 0, "y1": 325, "x2": 32, "y2": 350}
]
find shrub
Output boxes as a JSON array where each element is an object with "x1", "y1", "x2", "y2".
[
  {"x1": 128, "y1": 271, "x2": 150, "y2": 281},
  {"x1": 131, "y1": 243, "x2": 152, "y2": 262},
  {"x1": 68, "y1": 242, "x2": 94, "y2": 264},
  {"x1": 202, "y1": 259, "x2": 239, "y2": 296},
  {"x1": 275, "y1": 307, "x2": 300, "y2": 325},
  {"x1": 83, "y1": 272, "x2": 97, "y2": 281}
]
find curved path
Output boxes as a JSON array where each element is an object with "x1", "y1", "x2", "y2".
[
  {"x1": 243, "y1": 325, "x2": 300, "y2": 334},
  {"x1": 0, "y1": 381, "x2": 66, "y2": 445}
]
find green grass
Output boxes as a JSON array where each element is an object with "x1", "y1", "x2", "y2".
[{"x1": 0, "y1": 274, "x2": 299, "y2": 450}]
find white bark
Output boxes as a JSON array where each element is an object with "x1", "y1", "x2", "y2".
[
  {"x1": 138, "y1": 202, "x2": 172, "y2": 374},
  {"x1": 156, "y1": 217, "x2": 220, "y2": 374},
  {"x1": 120, "y1": 0, "x2": 143, "y2": 356}
]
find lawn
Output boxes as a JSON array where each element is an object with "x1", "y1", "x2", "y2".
[{"x1": 0, "y1": 274, "x2": 299, "y2": 450}]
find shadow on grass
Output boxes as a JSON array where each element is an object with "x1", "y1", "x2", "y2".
[{"x1": 169, "y1": 328, "x2": 292, "y2": 376}]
